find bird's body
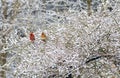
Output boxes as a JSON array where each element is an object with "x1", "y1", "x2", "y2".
[
  {"x1": 30, "y1": 32, "x2": 35, "y2": 42},
  {"x1": 41, "y1": 32, "x2": 46, "y2": 42}
]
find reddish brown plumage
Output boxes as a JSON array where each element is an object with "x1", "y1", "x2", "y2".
[{"x1": 30, "y1": 32, "x2": 35, "y2": 42}]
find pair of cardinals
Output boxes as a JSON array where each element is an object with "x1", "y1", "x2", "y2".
[{"x1": 30, "y1": 32, "x2": 46, "y2": 42}]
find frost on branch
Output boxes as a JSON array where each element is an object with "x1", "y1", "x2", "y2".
[{"x1": 0, "y1": 0, "x2": 120, "y2": 78}]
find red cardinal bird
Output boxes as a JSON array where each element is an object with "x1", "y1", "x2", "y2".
[{"x1": 29, "y1": 32, "x2": 35, "y2": 42}]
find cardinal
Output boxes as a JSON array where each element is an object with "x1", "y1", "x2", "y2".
[
  {"x1": 29, "y1": 32, "x2": 35, "y2": 42},
  {"x1": 41, "y1": 32, "x2": 46, "y2": 42}
]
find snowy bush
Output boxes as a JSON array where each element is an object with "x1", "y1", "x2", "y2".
[{"x1": 0, "y1": 0, "x2": 120, "y2": 78}]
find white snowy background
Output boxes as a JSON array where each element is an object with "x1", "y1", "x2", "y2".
[{"x1": 0, "y1": 0, "x2": 120, "y2": 78}]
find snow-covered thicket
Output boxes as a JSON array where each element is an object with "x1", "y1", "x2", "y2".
[{"x1": 0, "y1": 0, "x2": 120, "y2": 78}]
